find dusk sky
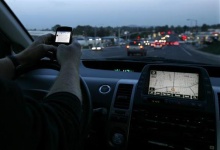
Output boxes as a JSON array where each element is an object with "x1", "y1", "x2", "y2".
[{"x1": 6, "y1": 0, "x2": 220, "y2": 29}]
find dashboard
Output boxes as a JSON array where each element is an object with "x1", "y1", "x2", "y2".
[
  {"x1": 1, "y1": 0, "x2": 219, "y2": 149},
  {"x1": 127, "y1": 64, "x2": 216, "y2": 150},
  {"x1": 16, "y1": 60, "x2": 220, "y2": 150}
]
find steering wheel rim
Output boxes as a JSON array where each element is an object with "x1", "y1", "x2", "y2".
[{"x1": 15, "y1": 59, "x2": 93, "y2": 148}]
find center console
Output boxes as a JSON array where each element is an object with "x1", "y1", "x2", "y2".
[{"x1": 128, "y1": 64, "x2": 217, "y2": 150}]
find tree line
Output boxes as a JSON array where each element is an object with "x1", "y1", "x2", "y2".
[{"x1": 33, "y1": 24, "x2": 220, "y2": 38}]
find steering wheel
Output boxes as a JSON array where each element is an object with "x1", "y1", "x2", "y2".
[{"x1": 14, "y1": 59, "x2": 93, "y2": 149}]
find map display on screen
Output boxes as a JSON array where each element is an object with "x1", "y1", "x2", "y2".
[{"x1": 148, "y1": 70, "x2": 199, "y2": 99}]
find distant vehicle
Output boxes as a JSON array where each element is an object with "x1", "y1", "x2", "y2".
[
  {"x1": 149, "y1": 40, "x2": 155, "y2": 47},
  {"x1": 159, "y1": 39, "x2": 166, "y2": 46},
  {"x1": 87, "y1": 36, "x2": 95, "y2": 46},
  {"x1": 144, "y1": 40, "x2": 150, "y2": 46},
  {"x1": 154, "y1": 41, "x2": 163, "y2": 49},
  {"x1": 173, "y1": 41, "x2": 180, "y2": 45},
  {"x1": 166, "y1": 41, "x2": 180, "y2": 46},
  {"x1": 91, "y1": 43, "x2": 104, "y2": 51},
  {"x1": 181, "y1": 34, "x2": 187, "y2": 41},
  {"x1": 126, "y1": 41, "x2": 146, "y2": 56},
  {"x1": 118, "y1": 41, "x2": 126, "y2": 46},
  {"x1": 74, "y1": 36, "x2": 89, "y2": 48}
]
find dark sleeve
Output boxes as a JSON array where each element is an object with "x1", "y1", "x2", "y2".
[
  {"x1": 0, "y1": 78, "x2": 29, "y2": 149},
  {"x1": 41, "y1": 92, "x2": 82, "y2": 150},
  {"x1": 0, "y1": 78, "x2": 82, "y2": 150}
]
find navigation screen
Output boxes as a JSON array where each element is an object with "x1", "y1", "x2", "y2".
[
  {"x1": 148, "y1": 70, "x2": 199, "y2": 99},
  {"x1": 55, "y1": 31, "x2": 71, "y2": 43}
]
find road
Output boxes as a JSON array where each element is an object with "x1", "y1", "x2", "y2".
[{"x1": 81, "y1": 36, "x2": 220, "y2": 65}]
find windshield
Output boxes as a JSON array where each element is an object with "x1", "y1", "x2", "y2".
[{"x1": 5, "y1": 0, "x2": 220, "y2": 65}]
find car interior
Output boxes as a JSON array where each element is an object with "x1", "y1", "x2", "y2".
[{"x1": 1, "y1": 1, "x2": 220, "y2": 150}]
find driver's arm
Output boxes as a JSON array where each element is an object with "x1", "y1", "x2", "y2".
[
  {"x1": 46, "y1": 42, "x2": 82, "y2": 102},
  {"x1": 0, "y1": 34, "x2": 56, "y2": 79},
  {"x1": 0, "y1": 34, "x2": 83, "y2": 150}
]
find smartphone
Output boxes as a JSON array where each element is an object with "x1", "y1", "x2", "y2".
[{"x1": 54, "y1": 26, "x2": 72, "y2": 45}]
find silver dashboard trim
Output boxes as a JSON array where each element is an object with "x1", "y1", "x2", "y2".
[{"x1": 99, "y1": 84, "x2": 111, "y2": 94}]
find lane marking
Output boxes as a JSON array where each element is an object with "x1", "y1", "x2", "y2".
[{"x1": 180, "y1": 46, "x2": 192, "y2": 56}]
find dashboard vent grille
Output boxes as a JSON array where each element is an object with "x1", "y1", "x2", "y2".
[{"x1": 114, "y1": 84, "x2": 133, "y2": 109}]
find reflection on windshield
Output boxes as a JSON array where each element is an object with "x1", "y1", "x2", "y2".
[{"x1": 5, "y1": 0, "x2": 220, "y2": 65}]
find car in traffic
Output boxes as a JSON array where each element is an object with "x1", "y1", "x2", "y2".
[
  {"x1": 160, "y1": 39, "x2": 167, "y2": 46},
  {"x1": 166, "y1": 40, "x2": 180, "y2": 46},
  {"x1": 144, "y1": 40, "x2": 151, "y2": 46},
  {"x1": 173, "y1": 41, "x2": 180, "y2": 45},
  {"x1": 149, "y1": 40, "x2": 155, "y2": 47},
  {"x1": 154, "y1": 41, "x2": 163, "y2": 49},
  {"x1": 126, "y1": 40, "x2": 147, "y2": 56},
  {"x1": 2, "y1": 0, "x2": 220, "y2": 150},
  {"x1": 74, "y1": 36, "x2": 90, "y2": 48},
  {"x1": 91, "y1": 43, "x2": 105, "y2": 51}
]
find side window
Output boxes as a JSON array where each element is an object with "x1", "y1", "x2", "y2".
[{"x1": 0, "y1": 31, "x2": 24, "y2": 58}]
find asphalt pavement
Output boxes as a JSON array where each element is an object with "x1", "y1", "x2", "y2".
[
  {"x1": 81, "y1": 43, "x2": 220, "y2": 65},
  {"x1": 180, "y1": 44, "x2": 220, "y2": 64}
]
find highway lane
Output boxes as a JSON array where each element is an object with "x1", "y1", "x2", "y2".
[
  {"x1": 81, "y1": 44, "x2": 220, "y2": 65},
  {"x1": 81, "y1": 46, "x2": 127, "y2": 59}
]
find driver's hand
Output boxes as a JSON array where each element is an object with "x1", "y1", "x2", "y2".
[
  {"x1": 56, "y1": 41, "x2": 82, "y2": 67},
  {"x1": 15, "y1": 33, "x2": 57, "y2": 66}
]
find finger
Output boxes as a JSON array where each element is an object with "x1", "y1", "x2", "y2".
[
  {"x1": 45, "y1": 45, "x2": 57, "y2": 52},
  {"x1": 43, "y1": 45, "x2": 57, "y2": 59},
  {"x1": 45, "y1": 51, "x2": 56, "y2": 59},
  {"x1": 37, "y1": 34, "x2": 55, "y2": 45},
  {"x1": 71, "y1": 41, "x2": 81, "y2": 49},
  {"x1": 43, "y1": 34, "x2": 55, "y2": 44},
  {"x1": 57, "y1": 44, "x2": 67, "y2": 50},
  {"x1": 33, "y1": 34, "x2": 55, "y2": 46}
]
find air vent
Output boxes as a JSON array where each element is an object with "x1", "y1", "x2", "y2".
[{"x1": 114, "y1": 84, "x2": 133, "y2": 109}]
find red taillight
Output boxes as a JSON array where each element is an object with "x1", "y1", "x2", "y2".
[{"x1": 174, "y1": 41, "x2": 179, "y2": 45}]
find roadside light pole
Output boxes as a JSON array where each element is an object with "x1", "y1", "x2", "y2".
[
  {"x1": 187, "y1": 19, "x2": 198, "y2": 33},
  {"x1": 124, "y1": 31, "x2": 129, "y2": 41},
  {"x1": 194, "y1": 19, "x2": 198, "y2": 33},
  {"x1": 94, "y1": 26, "x2": 97, "y2": 46},
  {"x1": 187, "y1": 19, "x2": 192, "y2": 32},
  {"x1": 118, "y1": 27, "x2": 120, "y2": 46}
]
